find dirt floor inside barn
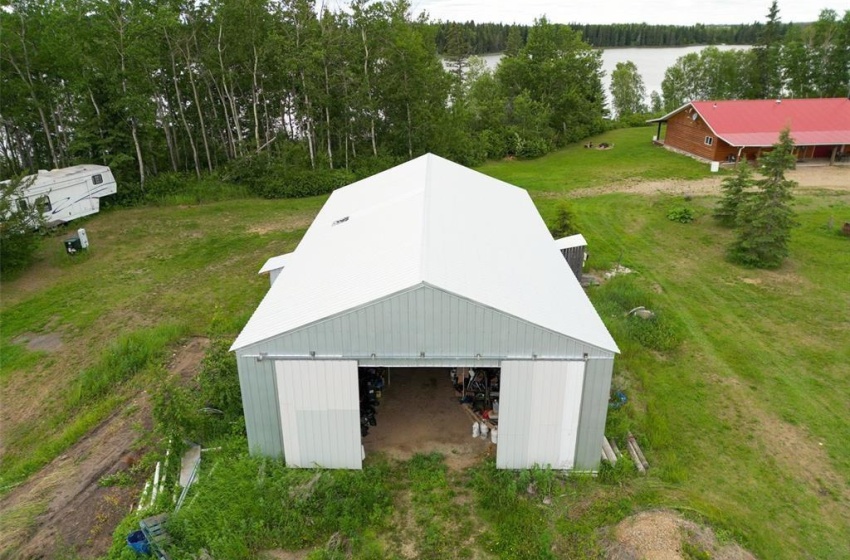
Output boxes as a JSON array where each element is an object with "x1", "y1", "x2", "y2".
[{"x1": 362, "y1": 368, "x2": 492, "y2": 470}]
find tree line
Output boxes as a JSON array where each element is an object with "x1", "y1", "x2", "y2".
[
  {"x1": 0, "y1": 1, "x2": 605, "y2": 189},
  {"x1": 607, "y1": 6, "x2": 849, "y2": 119},
  {"x1": 431, "y1": 21, "x2": 793, "y2": 53},
  {"x1": 2, "y1": 0, "x2": 847, "y2": 191}
]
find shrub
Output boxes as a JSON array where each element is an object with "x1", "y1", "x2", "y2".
[
  {"x1": 0, "y1": 175, "x2": 45, "y2": 278},
  {"x1": 152, "y1": 339, "x2": 244, "y2": 444},
  {"x1": 667, "y1": 206, "x2": 694, "y2": 223},
  {"x1": 348, "y1": 154, "x2": 402, "y2": 180},
  {"x1": 249, "y1": 168, "x2": 356, "y2": 199},
  {"x1": 550, "y1": 201, "x2": 580, "y2": 238},
  {"x1": 221, "y1": 153, "x2": 356, "y2": 199},
  {"x1": 199, "y1": 340, "x2": 242, "y2": 417}
]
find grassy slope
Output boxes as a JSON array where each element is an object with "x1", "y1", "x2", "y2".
[
  {"x1": 2, "y1": 127, "x2": 848, "y2": 559},
  {"x1": 561, "y1": 193, "x2": 850, "y2": 558},
  {"x1": 480, "y1": 130, "x2": 849, "y2": 557},
  {"x1": 0, "y1": 197, "x2": 325, "y2": 488}
]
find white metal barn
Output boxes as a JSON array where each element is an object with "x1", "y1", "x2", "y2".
[{"x1": 231, "y1": 154, "x2": 618, "y2": 471}]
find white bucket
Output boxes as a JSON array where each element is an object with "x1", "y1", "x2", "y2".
[
  {"x1": 490, "y1": 428, "x2": 498, "y2": 444},
  {"x1": 710, "y1": 161, "x2": 720, "y2": 173},
  {"x1": 472, "y1": 422, "x2": 480, "y2": 438},
  {"x1": 479, "y1": 422, "x2": 489, "y2": 438}
]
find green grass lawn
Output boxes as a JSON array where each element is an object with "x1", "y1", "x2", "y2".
[
  {"x1": 2, "y1": 132, "x2": 848, "y2": 559},
  {"x1": 477, "y1": 126, "x2": 713, "y2": 192},
  {"x1": 0, "y1": 197, "x2": 326, "y2": 490}
]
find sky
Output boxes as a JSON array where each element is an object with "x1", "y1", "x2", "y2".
[{"x1": 378, "y1": 0, "x2": 847, "y2": 26}]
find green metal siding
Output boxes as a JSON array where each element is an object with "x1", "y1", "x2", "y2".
[
  {"x1": 238, "y1": 356, "x2": 284, "y2": 459},
  {"x1": 573, "y1": 358, "x2": 614, "y2": 470}
]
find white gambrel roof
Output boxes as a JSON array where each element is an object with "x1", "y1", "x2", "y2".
[{"x1": 232, "y1": 154, "x2": 618, "y2": 353}]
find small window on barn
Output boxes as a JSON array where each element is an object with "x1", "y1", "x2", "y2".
[
  {"x1": 35, "y1": 195, "x2": 52, "y2": 213},
  {"x1": 704, "y1": 136, "x2": 714, "y2": 146},
  {"x1": 92, "y1": 174, "x2": 103, "y2": 185}
]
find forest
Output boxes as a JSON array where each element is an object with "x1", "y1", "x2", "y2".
[
  {"x1": 432, "y1": 21, "x2": 783, "y2": 53},
  {"x1": 1, "y1": 0, "x2": 848, "y2": 193}
]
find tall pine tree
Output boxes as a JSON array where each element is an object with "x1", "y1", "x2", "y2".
[
  {"x1": 713, "y1": 160, "x2": 753, "y2": 227},
  {"x1": 729, "y1": 129, "x2": 798, "y2": 268}
]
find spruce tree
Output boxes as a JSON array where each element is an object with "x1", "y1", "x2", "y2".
[
  {"x1": 729, "y1": 129, "x2": 798, "y2": 268},
  {"x1": 714, "y1": 160, "x2": 753, "y2": 227}
]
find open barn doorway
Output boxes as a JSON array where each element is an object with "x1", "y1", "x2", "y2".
[{"x1": 360, "y1": 367, "x2": 495, "y2": 469}]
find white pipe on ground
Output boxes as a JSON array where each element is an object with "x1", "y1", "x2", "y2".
[
  {"x1": 137, "y1": 480, "x2": 151, "y2": 511},
  {"x1": 151, "y1": 461, "x2": 161, "y2": 505}
]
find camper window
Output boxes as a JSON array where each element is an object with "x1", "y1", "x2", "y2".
[
  {"x1": 35, "y1": 195, "x2": 52, "y2": 212},
  {"x1": 17, "y1": 199, "x2": 29, "y2": 212},
  {"x1": 92, "y1": 174, "x2": 103, "y2": 185}
]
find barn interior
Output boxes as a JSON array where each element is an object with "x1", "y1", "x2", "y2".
[{"x1": 359, "y1": 367, "x2": 497, "y2": 466}]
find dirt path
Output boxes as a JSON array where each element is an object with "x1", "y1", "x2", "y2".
[
  {"x1": 362, "y1": 368, "x2": 491, "y2": 470},
  {"x1": 0, "y1": 337, "x2": 208, "y2": 559},
  {"x1": 568, "y1": 165, "x2": 850, "y2": 198}
]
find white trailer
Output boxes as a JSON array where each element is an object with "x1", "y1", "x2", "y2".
[{"x1": 12, "y1": 164, "x2": 117, "y2": 226}]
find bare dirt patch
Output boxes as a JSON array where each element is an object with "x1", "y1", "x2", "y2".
[
  {"x1": 0, "y1": 337, "x2": 209, "y2": 560},
  {"x1": 607, "y1": 509, "x2": 756, "y2": 560},
  {"x1": 570, "y1": 165, "x2": 850, "y2": 198},
  {"x1": 10, "y1": 332, "x2": 64, "y2": 353},
  {"x1": 362, "y1": 368, "x2": 492, "y2": 471}
]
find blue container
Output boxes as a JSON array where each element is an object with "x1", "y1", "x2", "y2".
[{"x1": 127, "y1": 530, "x2": 150, "y2": 554}]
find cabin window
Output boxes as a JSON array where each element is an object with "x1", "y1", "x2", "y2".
[
  {"x1": 92, "y1": 174, "x2": 103, "y2": 185},
  {"x1": 704, "y1": 136, "x2": 714, "y2": 146},
  {"x1": 17, "y1": 199, "x2": 29, "y2": 212},
  {"x1": 35, "y1": 195, "x2": 52, "y2": 212}
]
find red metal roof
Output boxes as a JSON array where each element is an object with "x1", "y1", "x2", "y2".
[{"x1": 653, "y1": 98, "x2": 850, "y2": 147}]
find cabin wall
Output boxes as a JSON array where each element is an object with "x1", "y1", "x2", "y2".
[{"x1": 665, "y1": 111, "x2": 718, "y2": 160}]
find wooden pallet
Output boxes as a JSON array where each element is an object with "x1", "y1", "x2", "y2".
[{"x1": 140, "y1": 513, "x2": 171, "y2": 559}]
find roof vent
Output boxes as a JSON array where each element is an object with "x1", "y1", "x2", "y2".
[{"x1": 332, "y1": 216, "x2": 349, "y2": 226}]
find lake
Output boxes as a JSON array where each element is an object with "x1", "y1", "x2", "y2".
[{"x1": 476, "y1": 45, "x2": 751, "y2": 104}]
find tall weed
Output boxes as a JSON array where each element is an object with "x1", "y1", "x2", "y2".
[
  {"x1": 592, "y1": 275, "x2": 683, "y2": 352},
  {"x1": 163, "y1": 448, "x2": 392, "y2": 559},
  {"x1": 73, "y1": 324, "x2": 186, "y2": 405}
]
